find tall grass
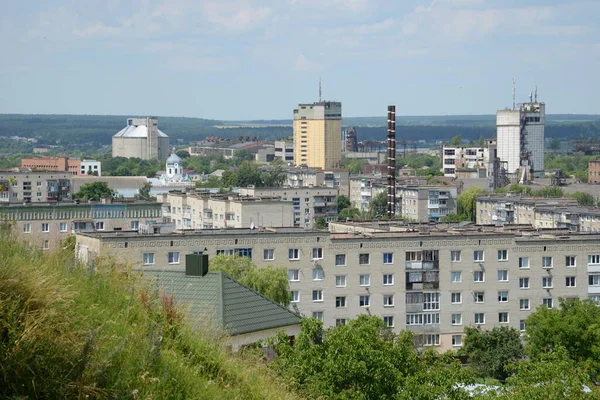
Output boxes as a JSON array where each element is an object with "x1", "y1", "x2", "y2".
[{"x1": 0, "y1": 231, "x2": 300, "y2": 399}]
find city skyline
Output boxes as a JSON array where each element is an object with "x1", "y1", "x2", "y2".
[{"x1": 1, "y1": 0, "x2": 599, "y2": 120}]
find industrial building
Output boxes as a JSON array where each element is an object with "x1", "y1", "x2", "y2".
[
  {"x1": 20, "y1": 157, "x2": 101, "y2": 176},
  {"x1": 293, "y1": 101, "x2": 342, "y2": 169},
  {"x1": 112, "y1": 117, "x2": 170, "y2": 160}
]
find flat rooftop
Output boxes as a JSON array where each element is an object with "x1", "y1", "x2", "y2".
[{"x1": 77, "y1": 226, "x2": 323, "y2": 239}]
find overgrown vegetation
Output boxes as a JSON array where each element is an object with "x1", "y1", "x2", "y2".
[{"x1": 0, "y1": 232, "x2": 298, "y2": 399}]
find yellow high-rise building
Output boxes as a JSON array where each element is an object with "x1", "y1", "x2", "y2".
[{"x1": 293, "y1": 102, "x2": 342, "y2": 169}]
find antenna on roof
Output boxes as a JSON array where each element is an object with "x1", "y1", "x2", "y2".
[
  {"x1": 318, "y1": 77, "x2": 322, "y2": 102},
  {"x1": 512, "y1": 77, "x2": 516, "y2": 110},
  {"x1": 534, "y1": 85, "x2": 538, "y2": 103}
]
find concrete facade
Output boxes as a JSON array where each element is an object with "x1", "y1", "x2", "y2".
[
  {"x1": 285, "y1": 167, "x2": 349, "y2": 197},
  {"x1": 349, "y1": 177, "x2": 386, "y2": 212},
  {"x1": 588, "y1": 161, "x2": 600, "y2": 184},
  {"x1": 0, "y1": 171, "x2": 72, "y2": 203},
  {"x1": 293, "y1": 102, "x2": 342, "y2": 169},
  {"x1": 398, "y1": 186, "x2": 458, "y2": 222},
  {"x1": 75, "y1": 224, "x2": 598, "y2": 352},
  {"x1": 441, "y1": 145, "x2": 490, "y2": 178},
  {"x1": 275, "y1": 140, "x2": 294, "y2": 164},
  {"x1": 112, "y1": 117, "x2": 170, "y2": 160}
]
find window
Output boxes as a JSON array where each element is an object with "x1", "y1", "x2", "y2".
[
  {"x1": 589, "y1": 255, "x2": 600, "y2": 265},
  {"x1": 497, "y1": 249, "x2": 508, "y2": 261},
  {"x1": 519, "y1": 257, "x2": 530, "y2": 269},
  {"x1": 383, "y1": 316, "x2": 394, "y2": 328},
  {"x1": 406, "y1": 314, "x2": 423, "y2": 325},
  {"x1": 589, "y1": 295, "x2": 600, "y2": 305},
  {"x1": 312, "y1": 247, "x2": 323, "y2": 260},
  {"x1": 359, "y1": 274, "x2": 370, "y2": 286},
  {"x1": 335, "y1": 254, "x2": 346, "y2": 266},
  {"x1": 383, "y1": 253, "x2": 394, "y2": 264},
  {"x1": 519, "y1": 277, "x2": 530, "y2": 289},
  {"x1": 542, "y1": 256, "x2": 553, "y2": 268},
  {"x1": 383, "y1": 294, "x2": 394, "y2": 306},
  {"x1": 42, "y1": 240, "x2": 49, "y2": 250},
  {"x1": 474, "y1": 292, "x2": 485, "y2": 303},
  {"x1": 451, "y1": 292, "x2": 462, "y2": 304},
  {"x1": 452, "y1": 335, "x2": 462, "y2": 347},
  {"x1": 498, "y1": 291, "x2": 508, "y2": 303},
  {"x1": 423, "y1": 292, "x2": 440, "y2": 310},
  {"x1": 383, "y1": 274, "x2": 394, "y2": 285},
  {"x1": 291, "y1": 291, "x2": 299, "y2": 303},
  {"x1": 312, "y1": 268, "x2": 324, "y2": 281},
  {"x1": 59, "y1": 222, "x2": 67, "y2": 232},
  {"x1": 451, "y1": 313, "x2": 462, "y2": 325},
  {"x1": 519, "y1": 320, "x2": 526, "y2": 332},
  {"x1": 263, "y1": 249, "x2": 274, "y2": 261},
  {"x1": 542, "y1": 276, "x2": 553, "y2": 288},
  {"x1": 520, "y1": 298, "x2": 530, "y2": 310},
  {"x1": 131, "y1": 221, "x2": 139, "y2": 230},
  {"x1": 41, "y1": 223, "x2": 49, "y2": 232},
  {"x1": 424, "y1": 334, "x2": 440, "y2": 346},
  {"x1": 359, "y1": 253, "x2": 370, "y2": 265},
  {"x1": 451, "y1": 271, "x2": 462, "y2": 283},
  {"x1": 312, "y1": 311, "x2": 323, "y2": 321},
  {"x1": 168, "y1": 252, "x2": 180, "y2": 264},
  {"x1": 335, "y1": 275, "x2": 346, "y2": 287},
  {"x1": 566, "y1": 256, "x2": 576, "y2": 267},
  {"x1": 473, "y1": 271, "x2": 485, "y2": 282},
  {"x1": 359, "y1": 295, "x2": 370, "y2": 307},
  {"x1": 588, "y1": 274, "x2": 600, "y2": 286},
  {"x1": 335, "y1": 296, "x2": 346, "y2": 308},
  {"x1": 312, "y1": 290, "x2": 323, "y2": 302},
  {"x1": 335, "y1": 318, "x2": 347, "y2": 326},
  {"x1": 23, "y1": 223, "x2": 31, "y2": 233},
  {"x1": 288, "y1": 248, "x2": 300, "y2": 260},
  {"x1": 451, "y1": 250, "x2": 461, "y2": 262},
  {"x1": 424, "y1": 313, "x2": 440, "y2": 324},
  {"x1": 542, "y1": 298, "x2": 553, "y2": 308},
  {"x1": 473, "y1": 250, "x2": 484, "y2": 262},
  {"x1": 498, "y1": 312, "x2": 509, "y2": 323},
  {"x1": 143, "y1": 253, "x2": 154, "y2": 265},
  {"x1": 95, "y1": 221, "x2": 104, "y2": 230},
  {"x1": 474, "y1": 313, "x2": 485, "y2": 324},
  {"x1": 566, "y1": 276, "x2": 576, "y2": 287},
  {"x1": 498, "y1": 270, "x2": 508, "y2": 281},
  {"x1": 406, "y1": 251, "x2": 422, "y2": 261},
  {"x1": 288, "y1": 269, "x2": 299, "y2": 281}
]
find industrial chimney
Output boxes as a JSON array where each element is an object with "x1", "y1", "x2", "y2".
[{"x1": 387, "y1": 106, "x2": 396, "y2": 219}]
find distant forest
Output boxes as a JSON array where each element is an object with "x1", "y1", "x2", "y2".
[{"x1": 0, "y1": 113, "x2": 598, "y2": 148}]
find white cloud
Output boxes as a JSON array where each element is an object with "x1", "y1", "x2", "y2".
[
  {"x1": 73, "y1": 23, "x2": 121, "y2": 38},
  {"x1": 202, "y1": 1, "x2": 272, "y2": 32},
  {"x1": 295, "y1": 54, "x2": 323, "y2": 71}
]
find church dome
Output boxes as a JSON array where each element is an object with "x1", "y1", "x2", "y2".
[{"x1": 166, "y1": 151, "x2": 181, "y2": 166}]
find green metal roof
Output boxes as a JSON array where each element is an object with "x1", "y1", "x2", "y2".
[{"x1": 144, "y1": 270, "x2": 300, "y2": 336}]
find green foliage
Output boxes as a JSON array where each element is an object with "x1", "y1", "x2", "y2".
[
  {"x1": 339, "y1": 207, "x2": 362, "y2": 220},
  {"x1": 545, "y1": 153, "x2": 597, "y2": 181},
  {"x1": 397, "y1": 154, "x2": 441, "y2": 171},
  {"x1": 0, "y1": 232, "x2": 299, "y2": 399},
  {"x1": 337, "y1": 195, "x2": 351, "y2": 213},
  {"x1": 495, "y1": 184, "x2": 532, "y2": 195},
  {"x1": 208, "y1": 254, "x2": 291, "y2": 306},
  {"x1": 457, "y1": 187, "x2": 486, "y2": 221},
  {"x1": 341, "y1": 158, "x2": 366, "y2": 175},
  {"x1": 73, "y1": 181, "x2": 115, "y2": 201},
  {"x1": 368, "y1": 191, "x2": 388, "y2": 219},
  {"x1": 461, "y1": 326, "x2": 524, "y2": 381},
  {"x1": 440, "y1": 212, "x2": 471, "y2": 222},
  {"x1": 235, "y1": 161, "x2": 263, "y2": 187},
  {"x1": 175, "y1": 149, "x2": 190, "y2": 158},
  {"x1": 548, "y1": 139, "x2": 561, "y2": 151},
  {"x1": 416, "y1": 167, "x2": 444, "y2": 177},
  {"x1": 531, "y1": 186, "x2": 564, "y2": 197},
  {"x1": 568, "y1": 191, "x2": 596, "y2": 206},
  {"x1": 450, "y1": 135, "x2": 463, "y2": 145},
  {"x1": 134, "y1": 181, "x2": 155, "y2": 201},
  {"x1": 99, "y1": 156, "x2": 162, "y2": 177},
  {"x1": 314, "y1": 217, "x2": 327, "y2": 229},
  {"x1": 261, "y1": 162, "x2": 286, "y2": 188}
]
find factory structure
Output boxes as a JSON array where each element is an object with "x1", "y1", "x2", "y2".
[{"x1": 112, "y1": 117, "x2": 170, "y2": 160}]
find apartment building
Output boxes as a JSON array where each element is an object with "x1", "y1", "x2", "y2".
[
  {"x1": 441, "y1": 145, "x2": 490, "y2": 178},
  {"x1": 349, "y1": 177, "x2": 386, "y2": 212},
  {"x1": 275, "y1": 140, "x2": 294, "y2": 164},
  {"x1": 0, "y1": 171, "x2": 72, "y2": 203},
  {"x1": 75, "y1": 223, "x2": 597, "y2": 351},
  {"x1": 238, "y1": 186, "x2": 339, "y2": 226},
  {"x1": 397, "y1": 186, "x2": 458, "y2": 222},
  {"x1": 20, "y1": 157, "x2": 101, "y2": 176},
  {"x1": 588, "y1": 161, "x2": 600, "y2": 184},
  {"x1": 2, "y1": 200, "x2": 162, "y2": 250},
  {"x1": 285, "y1": 167, "x2": 350, "y2": 197},
  {"x1": 159, "y1": 191, "x2": 294, "y2": 230}
]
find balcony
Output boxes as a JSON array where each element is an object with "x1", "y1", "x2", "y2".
[
  {"x1": 405, "y1": 303, "x2": 423, "y2": 313},
  {"x1": 314, "y1": 201, "x2": 325, "y2": 207},
  {"x1": 438, "y1": 193, "x2": 449, "y2": 200},
  {"x1": 360, "y1": 191, "x2": 372, "y2": 197}
]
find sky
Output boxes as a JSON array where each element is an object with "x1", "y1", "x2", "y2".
[{"x1": 0, "y1": 0, "x2": 598, "y2": 120}]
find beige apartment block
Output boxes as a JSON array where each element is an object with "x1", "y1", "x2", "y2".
[
  {"x1": 75, "y1": 223, "x2": 597, "y2": 352},
  {"x1": 2, "y1": 200, "x2": 162, "y2": 251},
  {"x1": 0, "y1": 171, "x2": 72, "y2": 203},
  {"x1": 349, "y1": 177, "x2": 386, "y2": 212},
  {"x1": 159, "y1": 191, "x2": 294, "y2": 230},
  {"x1": 285, "y1": 167, "x2": 350, "y2": 197},
  {"x1": 293, "y1": 102, "x2": 342, "y2": 169},
  {"x1": 398, "y1": 186, "x2": 458, "y2": 222}
]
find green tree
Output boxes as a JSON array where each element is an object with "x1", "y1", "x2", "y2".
[
  {"x1": 417, "y1": 167, "x2": 444, "y2": 177},
  {"x1": 175, "y1": 149, "x2": 190, "y2": 158},
  {"x1": 531, "y1": 186, "x2": 565, "y2": 197},
  {"x1": 235, "y1": 161, "x2": 263, "y2": 187},
  {"x1": 450, "y1": 135, "x2": 462, "y2": 145},
  {"x1": 208, "y1": 255, "x2": 290, "y2": 306},
  {"x1": 569, "y1": 191, "x2": 595, "y2": 206},
  {"x1": 337, "y1": 195, "x2": 351, "y2": 213},
  {"x1": 342, "y1": 158, "x2": 366, "y2": 174},
  {"x1": 134, "y1": 181, "x2": 154, "y2": 201},
  {"x1": 232, "y1": 149, "x2": 254, "y2": 165},
  {"x1": 338, "y1": 207, "x2": 361, "y2": 220},
  {"x1": 368, "y1": 191, "x2": 388, "y2": 219},
  {"x1": 73, "y1": 182, "x2": 114, "y2": 201},
  {"x1": 461, "y1": 326, "x2": 524, "y2": 381},
  {"x1": 314, "y1": 217, "x2": 327, "y2": 229},
  {"x1": 548, "y1": 139, "x2": 561, "y2": 151},
  {"x1": 456, "y1": 187, "x2": 486, "y2": 221},
  {"x1": 261, "y1": 162, "x2": 286, "y2": 187},
  {"x1": 440, "y1": 212, "x2": 470, "y2": 223}
]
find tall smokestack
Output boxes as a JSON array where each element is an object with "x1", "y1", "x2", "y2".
[{"x1": 387, "y1": 106, "x2": 396, "y2": 219}]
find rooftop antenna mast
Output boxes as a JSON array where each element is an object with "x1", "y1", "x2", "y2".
[
  {"x1": 318, "y1": 77, "x2": 322, "y2": 102},
  {"x1": 534, "y1": 85, "x2": 538, "y2": 103},
  {"x1": 512, "y1": 77, "x2": 516, "y2": 110}
]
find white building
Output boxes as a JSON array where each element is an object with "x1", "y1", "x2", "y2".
[
  {"x1": 441, "y1": 146, "x2": 490, "y2": 178},
  {"x1": 496, "y1": 102, "x2": 545, "y2": 174},
  {"x1": 274, "y1": 140, "x2": 294, "y2": 164},
  {"x1": 79, "y1": 160, "x2": 102, "y2": 176}
]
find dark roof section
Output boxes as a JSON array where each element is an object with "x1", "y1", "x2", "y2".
[{"x1": 144, "y1": 270, "x2": 300, "y2": 335}]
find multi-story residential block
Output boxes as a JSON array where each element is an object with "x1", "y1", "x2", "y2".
[
  {"x1": 293, "y1": 101, "x2": 342, "y2": 169},
  {"x1": 441, "y1": 145, "x2": 490, "y2": 178},
  {"x1": 588, "y1": 161, "x2": 600, "y2": 184},
  {"x1": 20, "y1": 157, "x2": 102, "y2": 176},
  {"x1": 285, "y1": 167, "x2": 349, "y2": 197},
  {"x1": 0, "y1": 171, "x2": 72, "y2": 203},
  {"x1": 75, "y1": 222, "x2": 597, "y2": 352},
  {"x1": 159, "y1": 191, "x2": 294, "y2": 230},
  {"x1": 238, "y1": 186, "x2": 339, "y2": 226},
  {"x1": 79, "y1": 160, "x2": 102, "y2": 176},
  {"x1": 275, "y1": 140, "x2": 294, "y2": 164},
  {"x1": 349, "y1": 177, "x2": 386, "y2": 212},
  {"x1": 2, "y1": 199, "x2": 162, "y2": 250},
  {"x1": 397, "y1": 186, "x2": 458, "y2": 222}
]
